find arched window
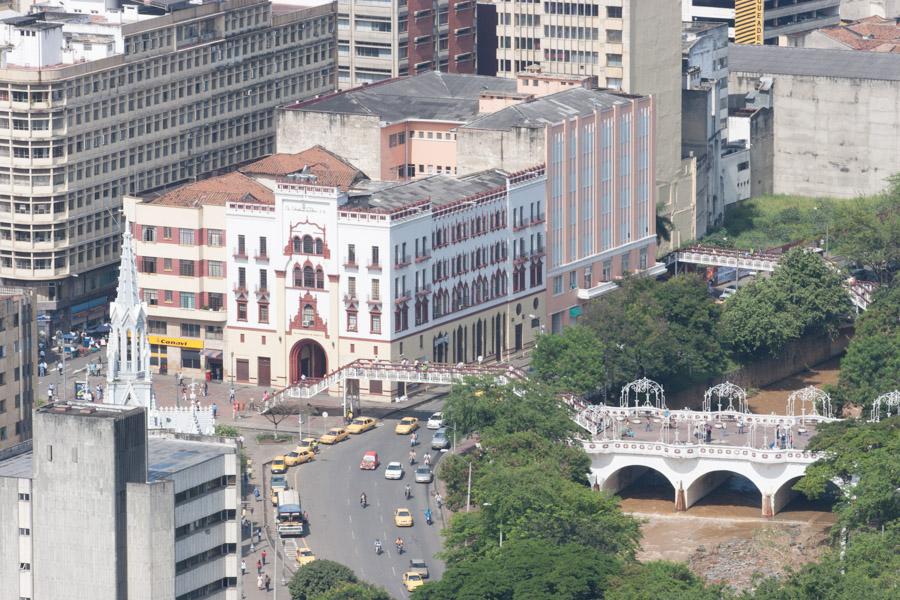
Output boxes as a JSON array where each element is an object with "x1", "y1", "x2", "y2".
[
  {"x1": 293, "y1": 265, "x2": 302, "y2": 287},
  {"x1": 302, "y1": 235, "x2": 314, "y2": 254},
  {"x1": 315, "y1": 267, "x2": 324, "y2": 289},
  {"x1": 302, "y1": 304, "x2": 314, "y2": 324},
  {"x1": 303, "y1": 266, "x2": 315, "y2": 288},
  {"x1": 314, "y1": 238, "x2": 324, "y2": 255},
  {"x1": 292, "y1": 237, "x2": 301, "y2": 254}
]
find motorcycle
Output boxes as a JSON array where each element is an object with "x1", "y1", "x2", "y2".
[
  {"x1": 424, "y1": 509, "x2": 433, "y2": 525},
  {"x1": 374, "y1": 540, "x2": 383, "y2": 555}
]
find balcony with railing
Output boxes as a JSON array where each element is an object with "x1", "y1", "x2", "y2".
[
  {"x1": 394, "y1": 255, "x2": 411, "y2": 269},
  {"x1": 394, "y1": 290, "x2": 411, "y2": 304},
  {"x1": 367, "y1": 260, "x2": 382, "y2": 271},
  {"x1": 232, "y1": 246, "x2": 248, "y2": 260}
]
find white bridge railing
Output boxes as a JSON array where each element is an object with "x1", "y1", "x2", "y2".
[
  {"x1": 583, "y1": 440, "x2": 823, "y2": 464},
  {"x1": 670, "y1": 246, "x2": 780, "y2": 272},
  {"x1": 268, "y1": 360, "x2": 526, "y2": 407}
]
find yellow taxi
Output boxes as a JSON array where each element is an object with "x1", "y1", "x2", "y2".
[
  {"x1": 270, "y1": 456, "x2": 287, "y2": 474},
  {"x1": 394, "y1": 417, "x2": 419, "y2": 435},
  {"x1": 298, "y1": 437, "x2": 320, "y2": 453},
  {"x1": 295, "y1": 547, "x2": 316, "y2": 566},
  {"x1": 394, "y1": 508, "x2": 414, "y2": 527},
  {"x1": 402, "y1": 572, "x2": 425, "y2": 592},
  {"x1": 284, "y1": 446, "x2": 315, "y2": 467},
  {"x1": 347, "y1": 417, "x2": 377, "y2": 434},
  {"x1": 319, "y1": 427, "x2": 349, "y2": 445}
]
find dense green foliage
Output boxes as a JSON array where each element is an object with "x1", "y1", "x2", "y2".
[
  {"x1": 719, "y1": 249, "x2": 850, "y2": 358},
  {"x1": 288, "y1": 560, "x2": 357, "y2": 600},
  {"x1": 831, "y1": 181, "x2": 900, "y2": 285},
  {"x1": 533, "y1": 275, "x2": 724, "y2": 397},
  {"x1": 312, "y1": 582, "x2": 392, "y2": 600},
  {"x1": 606, "y1": 561, "x2": 726, "y2": 600},
  {"x1": 835, "y1": 284, "x2": 900, "y2": 411}
]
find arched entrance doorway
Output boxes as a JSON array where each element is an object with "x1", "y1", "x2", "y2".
[{"x1": 289, "y1": 339, "x2": 327, "y2": 383}]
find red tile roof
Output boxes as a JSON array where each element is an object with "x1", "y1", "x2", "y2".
[
  {"x1": 240, "y1": 145, "x2": 367, "y2": 191},
  {"x1": 818, "y1": 16, "x2": 900, "y2": 53},
  {"x1": 148, "y1": 172, "x2": 274, "y2": 207}
]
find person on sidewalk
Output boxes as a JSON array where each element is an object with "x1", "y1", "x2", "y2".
[
  {"x1": 240, "y1": 560, "x2": 246, "y2": 575},
  {"x1": 256, "y1": 559, "x2": 262, "y2": 575},
  {"x1": 257, "y1": 574, "x2": 264, "y2": 590},
  {"x1": 264, "y1": 574, "x2": 271, "y2": 592},
  {"x1": 211, "y1": 402, "x2": 218, "y2": 419},
  {"x1": 261, "y1": 549, "x2": 267, "y2": 565}
]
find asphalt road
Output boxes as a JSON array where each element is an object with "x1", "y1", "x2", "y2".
[{"x1": 290, "y1": 397, "x2": 448, "y2": 598}]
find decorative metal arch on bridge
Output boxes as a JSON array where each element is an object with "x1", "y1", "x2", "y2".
[
  {"x1": 786, "y1": 386, "x2": 833, "y2": 419},
  {"x1": 620, "y1": 377, "x2": 666, "y2": 410},
  {"x1": 703, "y1": 381, "x2": 748, "y2": 413},
  {"x1": 870, "y1": 390, "x2": 900, "y2": 422}
]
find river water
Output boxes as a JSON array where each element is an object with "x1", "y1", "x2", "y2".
[{"x1": 620, "y1": 360, "x2": 841, "y2": 587}]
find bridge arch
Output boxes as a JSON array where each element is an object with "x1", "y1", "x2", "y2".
[
  {"x1": 598, "y1": 464, "x2": 679, "y2": 499},
  {"x1": 683, "y1": 469, "x2": 763, "y2": 513}
]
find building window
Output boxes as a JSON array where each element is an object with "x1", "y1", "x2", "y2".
[
  {"x1": 181, "y1": 349, "x2": 201, "y2": 369},
  {"x1": 347, "y1": 311, "x2": 358, "y2": 331},
  {"x1": 621, "y1": 253, "x2": 630, "y2": 274},
  {"x1": 584, "y1": 268, "x2": 592, "y2": 289},
  {"x1": 181, "y1": 323, "x2": 201, "y2": 337},
  {"x1": 163, "y1": 227, "x2": 172, "y2": 239},
  {"x1": 208, "y1": 293, "x2": 224, "y2": 311},
  {"x1": 303, "y1": 266, "x2": 314, "y2": 288},
  {"x1": 164, "y1": 290, "x2": 173, "y2": 303},
  {"x1": 143, "y1": 290, "x2": 158, "y2": 305},
  {"x1": 602, "y1": 260, "x2": 612, "y2": 281},
  {"x1": 163, "y1": 258, "x2": 173, "y2": 271},
  {"x1": 258, "y1": 236, "x2": 267, "y2": 257},
  {"x1": 179, "y1": 261, "x2": 194, "y2": 277},
  {"x1": 302, "y1": 304, "x2": 314, "y2": 326},
  {"x1": 553, "y1": 275, "x2": 563, "y2": 295},
  {"x1": 143, "y1": 226, "x2": 156, "y2": 242},
  {"x1": 180, "y1": 292, "x2": 195, "y2": 309},
  {"x1": 148, "y1": 319, "x2": 167, "y2": 334},
  {"x1": 207, "y1": 229, "x2": 224, "y2": 246},
  {"x1": 371, "y1": 314, "x2": 381, "y2": 334},
  {"x1": 258, "y1": 303, "x2": 269, "y2": 324},
  {"x1": 237, "y1": 301, "x2": 247, "y2": 321},
  {"x1": 179, "y1": 228, "x2": 195, "y2": 245},
  {"x1": 206, "y1": 325, "x2": 223, "y2": 340},
  {"x1": 371, "y1": 279, "x2": 380, "y2": 301},
  {"x1": 639, "y1": 248, "x2": 648, "y2": 270},
  {"x1": 347, "y1": 244, "x2": 356, "y2": 265},
  {"x1": 371, "y1": 246, "x2": 379, "y2": 266},
  {"x1": 19, "y1": 527, "x2": 30, "y2": 535},
  {"x1": 208, "y1": 261, "x2": 224, "y2": 277},
  {"x1": 259, "y1": 270, "x2": 268, "y2": 290},
  {"x1": 141, "y1": 257, "x2": 156, "y2": 273},
  {"x1": 348, "y1": 277, "x2": 356, "y2": 298},
  {"x1": 569, "y1": 271, "x2": 577, "y2": 289},
  {"x1": 237, "y1": 235, "x2": 246, "y2": 256},
  {"x1": 606, "y1": 6, "x2": 622, "y2": 18}
]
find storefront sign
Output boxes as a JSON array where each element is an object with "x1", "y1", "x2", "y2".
[{"x1": 148, "y1": 335, "x2": 203, "y2": 350}]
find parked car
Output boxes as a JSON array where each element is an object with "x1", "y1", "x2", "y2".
[
  {"x1": 414, "y1": 466, "x2": 433, "y2": 483},
  {"x1": 298, "y1": 437, "x2": 320, "y2": 453},
  {"x1": 284, "y1": 447, "x2": 315, "y2": 467},
  {"x1": 319, "y1": 427, "x2": 349, "y2": 445},
  {"x1": 270, "y1": 456, "x2": 287, "y2": 474},
  {"x1": 347, "y1": 417, "x2": 377, "y2": 434},
  {"x1": 431, "y1": 428, "x2": 450, "y2": 450},
  {"x1": 359, "y1": 451, "x2": 380, "y2": 470},
  {"x1": 426, "y1": 412, "x2": 444, "y2": 429},
  {"x1": 384, "y1": 462, "x2": 404, "y2": 480}
]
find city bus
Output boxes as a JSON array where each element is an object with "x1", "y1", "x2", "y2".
[{"x1": 276, "y1": 489, "x2": 305, "y2": 537}]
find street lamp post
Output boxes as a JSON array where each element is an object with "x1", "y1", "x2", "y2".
[{"x1": 482, "y1": 502, "x2": 502, "y2": 548}]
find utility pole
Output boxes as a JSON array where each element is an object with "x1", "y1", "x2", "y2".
[{"x1": 465, "y1": 462, "x2": 472, "y2": 512}]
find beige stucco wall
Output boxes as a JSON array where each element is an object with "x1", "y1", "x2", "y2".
[{"x1": 275, "y1": 109, "x2": 383, "y2": 178}]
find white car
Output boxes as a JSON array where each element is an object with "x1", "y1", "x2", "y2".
[
  {"x1": 426, "y1": 412, "x2": 444, "y2": 430},
  {"x1": 384, "y1": 461, "x2": 404, "y2": 480}
]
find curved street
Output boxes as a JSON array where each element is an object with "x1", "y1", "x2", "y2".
[{"x1": 287, "y1": 397, "x2": 448, "y2": 598}]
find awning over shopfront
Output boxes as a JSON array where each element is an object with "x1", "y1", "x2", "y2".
[{"x1": 201, "y1": 349, "x2": 223, "y2": 360}]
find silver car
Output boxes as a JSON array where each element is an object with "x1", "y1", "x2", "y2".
[
  {"x1": 431, "y1": 428, "x2": 449, "y2": 450},
  {"x1": 414, "y1": 466, "x2": 433, "y2": 483}
]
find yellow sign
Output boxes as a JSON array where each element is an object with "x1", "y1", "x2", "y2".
[{"x1": 149, "y1": 335, "x2": 203, "y2": 350}]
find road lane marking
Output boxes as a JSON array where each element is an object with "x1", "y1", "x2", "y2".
[{"x1": 391, "y1": 566, "x2": 396, "y2": 576}]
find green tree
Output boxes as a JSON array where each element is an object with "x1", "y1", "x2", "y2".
[
  {"x1": 312, "y1": 582, "x2": 391, "y2": 600},
  {"x1": 531, "y1": 325, "x2": 608, "y2": 395},
  {"x1": 835, "y1": 284, "x2": 900, "y2": 411},
  {"x1": 288, "y1": 560, "x2": 357, "y2": 600},
  {"x1": 606, "y1": 561, "x2": 725, "y2": 600},
  {"x1": 656, "y1": 204, "x2": 674, "y2": 245},
  {"x1": 832, "y1": 188, "x2": 900, "y2": 285},
  {"x1": 415, "y1": 539, "x2": 624, "y2": 600},
  {"x1": 442, "y1": 378, "x2": 576, "y2": 441},
  {"x1": 793, "y1": 417, "x2": 900, "y2": 533},
  {"x1": 720, "y1": 249, "x2": 850, "y2": 359}
]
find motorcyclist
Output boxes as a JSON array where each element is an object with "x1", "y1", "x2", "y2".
[
  {"x1": 404, "y1": 484, "x2": 411, "y2": 499},
  {"x1": 423, "y1": 453, "x2": 431, "y2": 467},
  {"x1": 395, "y1": 537, "x2": 404, "y2": 553},
  {"x1": 424, "y1": 508, "x2": 433, "y2": 524},
  {"x1": 408, "y1": 450, "x2": 416, "y2": 464},
  {"x1": 360, "y1": 492, "x2": 367, "y2": 508},
  {"x1": 410, "y1": 433, "x2": 417, "y2": 447},
  {"x1": 374, "y1": 539, "x2": 382, "y2": 554},
  {"x1": 434, "y1": 492, "x2": 443, "y2": 508}
]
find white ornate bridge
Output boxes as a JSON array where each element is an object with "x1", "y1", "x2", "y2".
[{"x1": 568, "y1": 380, "x2": 842, "y2": 516}]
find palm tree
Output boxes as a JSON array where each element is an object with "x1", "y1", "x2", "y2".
[{"x1": 655, "y1": 204, "x2": 674, "y2": 244}]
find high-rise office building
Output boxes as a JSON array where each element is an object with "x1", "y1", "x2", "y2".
[
  {"x1": 0, "y1": 402, "x2": 241, "y2": 600},
  {"x1": 682, "y1": 0, "x2": 840, "y2": 44},
  {"x1": 0, "y1": 0, "x2": 337, "y2": 331},
  {"x1": 0, "y1": 288, "x2": 35, "y2": 450},
  {"x1": 337, "y1": 0, "x2": 475, "y2": 88}
]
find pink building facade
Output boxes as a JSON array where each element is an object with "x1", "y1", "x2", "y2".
[{"x1": 545, "y1": 96, "x2": 660, "y2": 332}]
